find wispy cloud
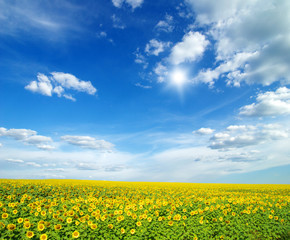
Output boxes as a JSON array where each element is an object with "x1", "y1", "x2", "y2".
[
  {"x1": 0, "y1": 0, "x2": 86, "y2": 40},
  {"x1": 111, "y1": 14, "x2": 126, "y2": 29}
]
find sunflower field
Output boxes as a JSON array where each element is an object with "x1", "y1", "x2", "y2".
[{"x1": 0, "y1": 179, "x2": 289, "y2": 240}]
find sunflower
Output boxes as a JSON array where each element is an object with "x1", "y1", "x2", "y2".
[
  {"x1": 130, "y1": 229, "x2": 136, "y2": 234},
  {"x1": 121, "y1": 228, "x2": 126, "y2": 234},
  {"x1": 18, "y1": 218, "x2": 24, "y2": 223},
  {"x1": 40, "y1": 233, "x2": 48, "y2": 240},
  {"x1": 26, "y1": 231, "x2": 34, "y2": 238},
  {"x1": 38, "y1": 224, "x2": 45, "y2": 231},
  {"x1": 72, "y1": 230, "x2": 80, "y2": 238},
  {"x1": 1, "y1": 213, "x2": 8, "y2": 219},
  {"x1": 108, "y1": 224, "x2": 113, "y2": 229},
  {"x1": 91, "y1": 224, "x2": 97, "y2": 230},
  {"x1": 54, "y1": 224, "x2": 62, "y2": 230},
  {"x1": 7, "y1": 224, "x2": 16, "y2": 231},
  {"x1": 24, "y1": 222, "x2": 31, "y2": 229},
  {"x1": 66, "y1": 217, "x2": 72, "y2": 224},
  {"x1": 136, "y1": 221, "x2": 142, "y2": 227}
]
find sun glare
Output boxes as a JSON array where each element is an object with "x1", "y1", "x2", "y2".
[{"x1": 169, "y1": 68, "x2": 188, "y2": 89}]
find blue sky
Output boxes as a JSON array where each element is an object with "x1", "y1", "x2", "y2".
[{"x1": 0, "y1": 0, "x2": 290, "y2": 183}]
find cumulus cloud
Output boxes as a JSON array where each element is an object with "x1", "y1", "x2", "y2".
[
  {"x1": 0, "y1": 127, "x2": 54, "y2": 150},
  {"x1": 186, "y1": 0, "x2": 290, "y2": 86},
  {"x1": 51, "y1": 72, "x2": 96, "y2": 95},
  {"x1": 25, "y1": 73, "x2": 53, "y2": 96},
  {"x1": 194, "y1": 127, "x2": 215, "y2": 135},
  {"x1": 112, "y1": 0, "x2": 143, "y2": 9},
  {"x1": 193, "y1": 52, "x2": 258, "y2": 87},
  {"x1": 25, "y1": 72, "x2": 97, "y2": 101},
  {"x1": 61, "y1": 135, "x2": 114, "y2": 151},
  {"x1": 209, "y1": 123, "x2": 289, "y2": 149},
  {"x1": 169, "y1": 31, "x2": 209, "y2": 65},
  {"x1": 239, "y1": 87, "x2": 290, "y2": 117},
  {"x1": 155, "y1": 15, "x2": 174, "y2": 32},
  {"x1": 145, "y1": 39, "x2": 171, "y2": 56}
]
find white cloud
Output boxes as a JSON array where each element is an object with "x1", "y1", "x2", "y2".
[
  {"x1": 194, "y1": 127, "x2": 215, "y2": 135},
  {"x1": 155, "y1": 15, "x2": 174, "y2": 32},
  {"x1": 147, "y1": 140, "x2": 290, "y2": 182},
  {"x1": 45, "y1": 168, "x2": 66, "y2": 172},
  {"x1": 51, "y1": 72, "x2": 96, "y2": 95},
  {"x1": 6, "y1": 158, "x2": 24, "y2": 163},
  {"x1": 25, "y1": 73, "x2": 53, "y2": 96},
  {"x1": 5, "y1": 158, "x2": 41, "y2": 168},
  {"x1": 25, "y1": 135, "x2": 52, "y2": 144},
  {"x1": 63, "y1": 94, "x2": 76, "y2": 102},
  {"x1": 135, "y1": 83, "x2": 152, "y2": 89},
  {"x1": 1, "y1": 124, "x2": 289, "y2": 182},
  {"x1": 169, "y1": 31, "x2": 209, "y2": 65},
  {"x1": 193, "y1": 51, "x2": 258, "y2": 87},
  {"x1": 209, "y1": 123, "x2": 289, "y2": 149},
  {"x1": 145, "y1": 39, "x2": 171, "y2": 56},
  {"x1": 0, "y1": 146, "x2": 140, "y2": 181},
  {"x1": 226, "y1": 125, "x2": 256, "y2": 131},
  {"x1": 239, "y1": 87, "x2": 290, "y2": 117},
  {"x1": 112, "y1": 0, "x2": 143, "y2": 9},
  {"x1": 186, "y1": 0, "x2": 290, "y2": 87},
  {"x1": 61, "y1": 135, "x2": 114, "y2": 151},
  {"x1": 26, "y1": 162, "x2": 41, "y2": 168},
  {"x1": 52, "y1": 86, "x2": 64, "y2": 97},
  {"x1": 112, "y1": 0, "x2": 123, "y2": 8},
  {"x1": 134, "y1": 48, "x2": 148, "y2": 69},
  {"x1": 1, "y1": 128, "x2": 36, "y2": 140},
  {"x1": 154, "y1": 62, "x2": 168, "y2": 83},
  {"x1": 0, "y1": 127, "x2": 54, "y2": 150},
  {"x1": 25, "y1": 72, "x2": 97, "y2": 101},
  {"x1": 97, "y1": 31, "x2": 107, "y2": 38},
  {"x1": 111, "y1": 15, "x2": 126, "y2": 29}
]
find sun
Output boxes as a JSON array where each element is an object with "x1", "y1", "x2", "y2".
[{"x1": 169, "y1": 68, "x2": 188, "y2": 89}]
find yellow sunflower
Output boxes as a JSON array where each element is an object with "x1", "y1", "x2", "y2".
[
  {"x1": 72, "y1": 231, "x2": 80, "y2": 238},
  {"x1": 40, "y1": 233, "x2": 48, "y2": 240},
  {"x1": 26, "y1": 231, "x2": 34, "y2": 238}
]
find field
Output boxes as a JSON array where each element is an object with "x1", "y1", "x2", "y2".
[{"x1": 0, "y1": 180, "x2": 289, "y2": 240}]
